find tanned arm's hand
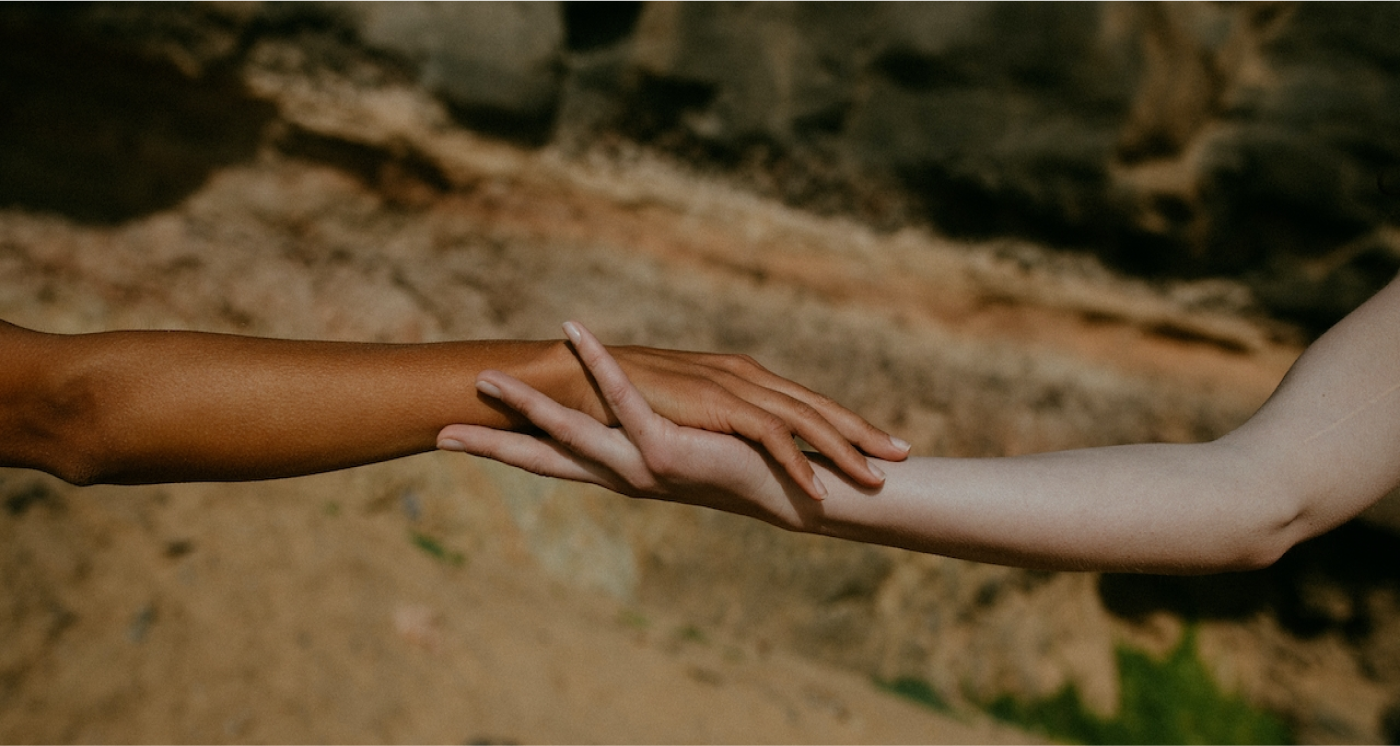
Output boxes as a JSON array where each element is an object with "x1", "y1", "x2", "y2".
[
  {"x1": 578, "y1": 343, "x2": 906, "y2": 499},
  {"x1": 437, "y1": 321, "x2": 812, "y2": 522},
  {"x1": 0, "y1": 321, "x2": 904, "y2": 490}
]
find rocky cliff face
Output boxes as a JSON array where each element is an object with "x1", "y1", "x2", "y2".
[
  {"x1": 6, "y1": 3, "x2": 1400, "y2": 332},
  {"x1": 568, "y1": 3, "x2": 1400, "y2": 334}
]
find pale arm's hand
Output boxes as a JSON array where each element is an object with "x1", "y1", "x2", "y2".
[
  {"x1": 438, "y1": 321, "x2": 820, "y2": 525},
  {"x1": 443, "y1": 272, "x2": 1400, "y2": 574}
]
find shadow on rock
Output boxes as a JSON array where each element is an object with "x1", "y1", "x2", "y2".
[
  {"x1": 0, "y1": 10, "x2": 276, "y2": 224},
  {"x1": 1100, "y1": 521, "x2": 1400, "y2": 641}
]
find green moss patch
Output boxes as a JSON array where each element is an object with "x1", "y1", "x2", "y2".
[
  {"x1": 876, "y1": 676, "x2": 952, "y2": 713},
  {"x1": 987, "y1": 628, "x2": 1292, "y2": 744},
  {"x1": 410, "y1": 531, "x2": 466, "y2": 567}
]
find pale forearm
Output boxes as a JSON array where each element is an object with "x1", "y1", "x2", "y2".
[
  {"x1": 785, "y1": 277, "x2": 1400, "y2": 573},
  {"x1": 435, "y1": 278, "x2": 1400, "y2": 574},
  {"x1": 795, "y1": 441, "x2": 1295, "y2": 574},
  {"x1": 443, "y1": 320, "x2": 1329, "y2": 575}
]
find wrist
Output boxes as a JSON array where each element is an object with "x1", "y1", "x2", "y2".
[{"x1": 501, "y1": 339, "x2": 592, "y2": 412}]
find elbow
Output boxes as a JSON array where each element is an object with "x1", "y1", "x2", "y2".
[
  {"x1": 1172, "y1": 527, "x2": 1291, "y2": 575},
  {"x1": 1210, "y1": 493, "x2": 1307, "y2": 574},
  {"x1": 1187, "y1": 436, "x2": 1307, "y2": 574},
  {"x1": 1, "y1": 328, "x2": 124, "y2": 486},
  {"x1": 26, "y1": 367, "x2": 117, "y2": 487},
  {"x1": 44, "y1": 449, "x2": 107, "y2": 488},
  {"x1": 1218, "y1": 531, "x2": 1292, "y2": 573}
]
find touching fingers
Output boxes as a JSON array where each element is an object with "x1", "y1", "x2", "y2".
[
  {"x1": 633, "y1": 346, "x2": 910, "y2": 464},
  {"x1": 566, "y1": 321, "x2": 828, "y2": 501},
  {"x1": 786, "y1": 389, "x2": 910, "y2": 462},
  {"x1": 626, "y1": 350, "x2": 885, "y2": 489},
  {"x1": 693, "y1": 370, "x2": 888, "y2": 487},
  {"x1": 436, "y1": 424, "x2": 606, "y2": 485},
  {"x1": 475, "y1": 369, "x2": 631, "y2": 468},
  {"x1": 710, "y1": 356, "x2": 911, "y2": 462},
  {"x1": 564, "y1": 322, "x2": 658, "y2": 434},
  {"x1": 743, "y1": 408, "x2": 828, "y2": 500}
]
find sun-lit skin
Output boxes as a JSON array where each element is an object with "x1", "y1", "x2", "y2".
[
  {"x1": 440, "y1": 275, "x2": 1400, "y2": 575},
  {"x1": 0, "y1": 323, "x2": 906, "y2": 491}
]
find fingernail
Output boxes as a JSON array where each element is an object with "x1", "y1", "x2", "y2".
[
  {"x1": 812, "y1": 474, "x2": 828, "y2": 501},
  {"x1": 867, "y1": 460, "x2": 886, "y2": 483},
  {"x1": 437, "y1": 439, "x2": 465, "y2": 452},
  {"x1": 562, "y1": 321, "x2": 582, "y2": 345},
  {"x1": 890, "y1": 436, "x2": 911, "y2": 453},
  {"x1": 476, "y1": 380, "x2": 503, "y2": 399}
]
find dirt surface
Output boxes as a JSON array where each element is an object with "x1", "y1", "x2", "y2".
[{"x1": 0, "y1": 461, "x2": 1037, "y2": 744}]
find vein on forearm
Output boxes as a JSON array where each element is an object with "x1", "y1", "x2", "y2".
[{"x1": 1302, "y1": 378, "x2": 1400, "y2": 445}]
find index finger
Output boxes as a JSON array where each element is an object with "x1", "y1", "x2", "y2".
[
  {"x1": 563, "y1": 321, "x2": 660, "y2": 435},
  {"x1": 642, "y1": 348, "x2": 911, "y2": 462},
  {"x1": 564, "y1": 321, "x2": 829, "y2": 501},
  {"x1": 704, "y1": 354, "x2": 911, "y2": 462}
]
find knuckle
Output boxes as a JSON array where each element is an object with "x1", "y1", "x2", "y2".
[
  {"x1": 621, "y1": 462, "x2": 662, "y2": 491},
  {"x1": 692, "y1": 378, "x2": 728, "y2": 402},
  {"x1": 522, "y1": 405, "x2": 561, "y2": 433},
  {"x1": 722, "y1": 353, "x2": 762, "y2": 373},
  {"x1": 788, "y1": 400, "x2": 826, "y2": 426},
  {"x1": 756, "y1": 413, "x2": 794, "y2": 442},
  {"x1": 514, "y1": 454, "x2": 549, "y2": 475},
  {"x1": 598, "y1": 377, "x2": 634, "y2": 406},
  {"x1": 639, "y1": 447, "x2": 678, "y2": 479},
  {"x1": 766, "y1": 401, "x2": 827, "y2": 439},
  {"x1": 510, "y1": 397, "x2": 537, "y2": 420}
]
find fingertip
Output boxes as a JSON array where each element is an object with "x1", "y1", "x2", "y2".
[
  {"x1": 437, "y1": 423, "x2": 490, "y2": 454},
  {"x1": 867, "y1": 459, "x2": 886, "y2": 484},
  {"x1": 476, "y1": 379, "x2": 503, "y2": 399},
  {"x1": 776, "y1": 445, "x2": 826, "y2": 501},
  {"x1": 870, "y1": 434, "x2": 911, "y2": 461},
  {"x1": 562, "y1": 320, "x2": 582, "y2": 345}
]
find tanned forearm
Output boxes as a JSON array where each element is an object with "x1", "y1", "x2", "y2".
[
  {"x1": 6, "y1": 327, "x2": 581, "y2": 485},
  {"x1": 3, "y1": 320, "x2": 906, "y2": 490}
]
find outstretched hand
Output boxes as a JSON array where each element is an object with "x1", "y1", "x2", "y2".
[
  {"x1": 598, "y1": 343, "x2": 907, "y2": 496},
  {"x1": 437, "y1": 322, "x2": 848, "y2": 516},
  {"x1": 462, "y1": 324, "x2": 904, "y2": 500}
]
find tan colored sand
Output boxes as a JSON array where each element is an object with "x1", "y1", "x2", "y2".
[{"x1": 0, "y1": 459, "x2": 1035, "y2": 744}]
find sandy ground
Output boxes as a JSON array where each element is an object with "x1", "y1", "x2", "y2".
[{"x1": 1, "y1": 457, "x2": 1037, "y2": 744}]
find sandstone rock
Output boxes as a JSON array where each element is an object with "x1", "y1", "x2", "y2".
[
  {"x1": 9, "y1": 1, "x2": 570, "y2": 148},
  {"x1": 567, "y1": 2, "x2": 1400, "y2": 331},
  {"x1": 13, "y1": 2, "x2": 1400, "y2": 330},
  {"x1": 348, "y1": 1, "x2": 565, "y2": 142}
]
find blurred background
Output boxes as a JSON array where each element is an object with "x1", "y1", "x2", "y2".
[{"x1": 2, "y1": 2, "x2": 1400, "y2": 743}]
